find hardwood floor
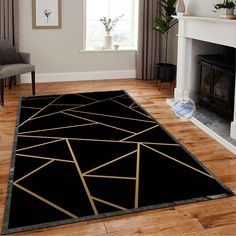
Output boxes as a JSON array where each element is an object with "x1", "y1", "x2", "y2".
[{"x1": 0, "y1": 79, "x2": 236, "y2": 236}]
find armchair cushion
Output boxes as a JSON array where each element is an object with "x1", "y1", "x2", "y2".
[
  {"x1": 0, "y1": 40, "x2": 22, "y2": 65},
  {"x1": 0, "y1": 64, "x2": 35, "y2": 79},
  {"x1": 19, "y1": 52, "x2": 30, "y2": 64},
  {"x1": 0, "y1": 47, "x2": 22, "y2": 65}
]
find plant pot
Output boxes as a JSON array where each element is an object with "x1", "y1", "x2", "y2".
[
  {"x1": 155, "y1": 63, "x2": 176, "y2": 82},
  {"x1": 104, "y1": 35, "x2": 112, "y2": 49},
  {"x1": 226, "y1": 8, "x2": 234, "y2": 15}
]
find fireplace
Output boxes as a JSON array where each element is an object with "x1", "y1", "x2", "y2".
[
  {"x1": 198, "y1": 55, "x2": 235, "y2": 120},
  {"x1": 173, "y1": 15, "x2": 236, "y2": 153}
]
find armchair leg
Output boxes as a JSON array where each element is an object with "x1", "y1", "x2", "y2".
[
  {"x1": 9, "y1": 77, "x2": 14, "y2": 89},
  {"x1": 31, "y1": 71, "x2": 35, "y2": 95},
  {"x1": 0, "y1": 79, "x2": 4, "y2": 106}
]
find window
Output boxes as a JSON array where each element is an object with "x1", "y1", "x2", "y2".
[{"x1": 84, "y1": 0, "x2": 138, "y2": 50}]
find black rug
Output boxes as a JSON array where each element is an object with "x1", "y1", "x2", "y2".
[{"x1": 2, "y1": 90, "x2": 234, "y2": 234}]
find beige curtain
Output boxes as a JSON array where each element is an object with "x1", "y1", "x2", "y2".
[
  {"x1": 0, "y1": 0, "x2": 19, "y2": 85},
  {"x1": 136, "y1": 0, "x2": 161, "y2": 80},
  {"x1": 0, "y1": 0, "x2": 19, "y2": 47}
]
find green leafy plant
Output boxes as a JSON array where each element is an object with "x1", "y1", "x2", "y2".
[
  {"x1": 153, "y1": 0, "x2": 178, "y2": 64},
  {"x1": 213, "y1": 0, "x2": 236, "y2": 12},
  {"x1": 100, "y1": 14, "x2": 124, "y2": 35}
]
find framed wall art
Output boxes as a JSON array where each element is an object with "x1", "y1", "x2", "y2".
[{"x1": 32, "y1": 0, "x2": 62, "y2": 29}]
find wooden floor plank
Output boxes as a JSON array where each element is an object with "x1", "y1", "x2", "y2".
[
  {"x1": 183, "y1": 224, "x2": 236, "y2": 236},
  {"x1": 0, "y1": 79, "x2": 236, "y2": 235},
  {"x1": 198, "y1": 211, "x2": 236, "y2": 229}
]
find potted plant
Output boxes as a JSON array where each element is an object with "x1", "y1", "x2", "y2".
[
  {"x1": 100, "y1": 14, "x2": 123, "y2": 49},
  {"x1": 153, "y1": 0, "x2": 178, "y2": 84},
  {"x1": 213, "y1": 0, "x2": 236, "y2": 15}
]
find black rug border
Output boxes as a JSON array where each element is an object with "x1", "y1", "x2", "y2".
[
  {"x1": 2, "y1": 90, "x2": 234, "y2": 235},
  {"x1": 2, "y1": 95, "x2": 23, "y2": 235}
]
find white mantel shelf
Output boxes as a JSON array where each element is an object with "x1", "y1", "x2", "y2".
[
  {"x1": 173, "y1": 15, "x2": 236, "y2": 24},
  {"x1": 173, "y1": 14, "x2": 236, "y2": 154},
  {"x1": 173, "y1": 15, "x2": 236, "y2": 48}
]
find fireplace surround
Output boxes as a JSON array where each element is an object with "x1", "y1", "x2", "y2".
[{"x1": 173, "y1": 15, "x2": 236, "y2": 153}]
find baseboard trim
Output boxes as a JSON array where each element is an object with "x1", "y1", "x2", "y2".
[
  {"x1": 20, "y1": 70, "x2": 136, "y2": 83},
  {"x1": 191, "y1": 117, "x2": 236, "y2": 155}
]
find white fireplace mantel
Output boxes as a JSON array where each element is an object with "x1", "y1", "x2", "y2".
[
  {"x1": 173, "y1": 15, "x2": 236, "y2": 153},
  {"x1": 174, "y1": 16, "x2": 236, "y2": 47}
]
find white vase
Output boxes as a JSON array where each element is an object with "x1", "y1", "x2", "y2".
[
  {"x1": 104, "y1": 35, "x2": 112, "y2": 49},
  {"x1": 176, "y1": 0, "x2": 185, "y2": 13},
  {"x1": 226, "y1": 8, "x2": 234, "y2": 15}
]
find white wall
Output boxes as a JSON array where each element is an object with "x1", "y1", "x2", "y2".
[
  {"x1": 185, "y1": 0, "x2": 228, "y2": 17},
  {"x1": 19, "y1": 0, "x2": 136, "y2": 82},
  {"x1": 19, "y1": 0, "x2": 224, "y2": 82},
  {"x1": 168, "y1": 24, "x2": 178, "y2": 65}
]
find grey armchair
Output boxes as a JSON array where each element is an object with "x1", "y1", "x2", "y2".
[{"x1": 0, "y1": 39, "x2": 35, "y2": 106}]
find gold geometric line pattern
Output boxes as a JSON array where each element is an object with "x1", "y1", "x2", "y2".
[
  {"x1": 129, "y1": 102, "x2": 136, "y2": 108},
  {"x1": 15, "y1": 91, "x2": 195, "y2": 224},
  {"x1": 121, "y1": 125, "x2": 159, "y2": 141},
  {"x1": 62, "y1": 111, "x2": 135, "y2": 135},
  {"x1": 26, "y1": 105, "x2": 83, "y2": 121},
  {"x1": 75, "y1": 93, "x2": 99, "y2": 102},
  {"x1": 83, "y1": 174, "x2": 136, "y2": 180},
  {"x1": 69, "y1": 110, "x2": 156, "y2": 124},
  {"x1": 91, "y1": 196, "x2": 127, "y2": 211},
  {"x1": 142, "y1": 144, "x2": 214, "y2": 179},
  {"x1": 18, "y1": 134, "x2": 61, "y2": 140},
  {"x1": 18, "y1": 123, "x2": 96, "y2": 135},
  {"x1": 14, "y1": 160, "x2": 54, "y2": 184},
  {"x1": 21, "y1": 106, "x2": 42, "y2": 110},
  {"x1": 139, "y1": 143, "x2": 179, "y2": 146},
  {"x1": 16, "y1": 154, "x2": 74, "y2": 163},
  {"x1": 132, "y1": 105, "x2": 140, "y2": 109},
  {"x1": 16, "y1": 139, "x2": 65, "y2": 152},
  {"x1": 22, "y1": 96, "x2": 59, "y2": 101},
  {"x1": 19, "y1": 95, "x2": 64, "y2": 128},
  {"x1": 17, "y1": 134, "x2": 179, "y2": 146},
  {"x1": 83, "y1": 150, "x2": 137, "y2": 175},
  {"x1": 135, "y1": 143, "x2": 140, "y2": 208},
  {"x1": 50, "y1": 104, "x2": 85, "y2": 107},
  {"x1": 66, "y1": 139, "x2": 98, "y2": 215},
  {"x1": 28, "y1": 93, "x2": 127, "y2": 122},
  {"x1": 111, "y1": 98, "x2": 152, "y2": 119},
  {"x1": 13, "y1": 183, "x2": 78, "y2": 218},
  {"x1": 64, "y1": 93, "x2": 128, "y2": 109},
  {"x1": 8, "y1": 91, "x2": 227, "y2": 231}
]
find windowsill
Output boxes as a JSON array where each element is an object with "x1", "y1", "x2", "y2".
[{"x1": 80, "y1": 47, "x2": 137, "y2": 52}]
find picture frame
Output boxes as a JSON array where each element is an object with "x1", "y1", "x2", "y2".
[{"x1": 32, "y1": 0, "x2": 62, "y2": 29}]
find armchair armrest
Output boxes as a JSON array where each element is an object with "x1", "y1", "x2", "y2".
[{"x1": 19, "y1": 52, "x2": 31, "y2": 64}]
